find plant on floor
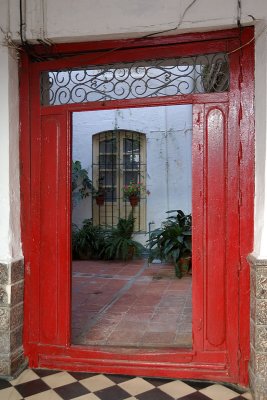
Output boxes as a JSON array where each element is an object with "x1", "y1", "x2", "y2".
[
  {"x1": 101, "y1": 212, "x2": 144, "y2": 261},
  {"x1": 72, "y1": 219, "x2": 106, "y2": 260},
  {"x1": 147, "y1": 210, "x2": 192, "y2": 278}
]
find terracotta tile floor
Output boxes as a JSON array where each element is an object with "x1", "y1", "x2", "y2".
[{"x1": 72, "y1": 259, "x2": 192, "y2": 347}]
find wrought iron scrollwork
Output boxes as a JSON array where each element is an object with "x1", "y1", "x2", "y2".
[{"x1": 41, "y1": 53, "x2": 229, "y2": 106}]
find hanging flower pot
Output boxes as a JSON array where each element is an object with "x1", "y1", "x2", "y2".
[
  {"x1": 129, "y1": 194, "x2": 139, "y2": 207},
  {"x1": 95, "y1": 194, "x2": 105, "y2": 206},
  {"x1": 122, "y1": 180, "x2": 149, "y2": 207}
]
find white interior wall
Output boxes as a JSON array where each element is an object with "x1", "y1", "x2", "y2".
[
  {"x1": 254, "y1": 21, "x2": 267, "y2": 259},
  {"x1": 8, "y1": 0, "x2": 259, "y2": 43},
  {"x1": 0, "y1": 40, "x2": 22, "y2": 261},
  {"x1": 0, "y1": 45, "x2": 11, "y2": 260},
  {"x1": 72, "y1": 106, "x2": 192, "y2": 235},
  {"x1": 0, "y1": 0, "x2": 266, "y2": 260},
  {"x1": 8, "y1": 47, "x2": 22, "y2": 260}
]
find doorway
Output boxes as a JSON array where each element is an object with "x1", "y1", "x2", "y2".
[
  {"x1": 71, "y1": 105, "x2": 192, "y2": 348},
  {"x1": 21, "y1": 27, "x2": 254, "y2": 385}
]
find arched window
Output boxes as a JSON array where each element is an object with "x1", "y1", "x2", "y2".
[{"x1": 92, "y1": 130, "x2": 147, "y2": 231}]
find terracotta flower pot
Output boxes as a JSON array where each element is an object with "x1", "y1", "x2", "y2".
[
  {"x1": 95, "y1": 194, "x2": 105, "y2": 206},
  {"x1": 129, "y1": 194, "x2": 139, "y2": 207}
]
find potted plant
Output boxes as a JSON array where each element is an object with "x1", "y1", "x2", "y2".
[
  {"x1": 93, "y1": 188, "x2": 105, "y2": 206},
  {"x1": 122, "y1": 179, "x2": 147, "y2": 207},
  {"x1": 72, "y1": 161, "x2": 93, "y2": 200},
  {"x1": 101, "y1": 212, "x2": 144, "y2": 261},
  {"x1": 93, "y1": 177, "x2": 106, "y2": 206},
  {"x1": 147, "y1": 210, "x2": 192, "y2": 278},
  {"x1": 72, "y1": 219, "x2": 106, "y2": 260}
]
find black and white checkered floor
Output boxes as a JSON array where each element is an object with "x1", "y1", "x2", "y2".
[{"x1": 0, "y1": 369, "x2": 252, "y2": 400}]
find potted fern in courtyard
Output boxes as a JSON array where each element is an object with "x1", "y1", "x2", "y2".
[
  {"x1": 147, "y1": 210, "x2": 192, "y2": 278},
  {"x1": 72, "y1": 219, "x2": 106, "y2": 260},
  {"x1": 101, "y1": 212, "x2": 144, "y2": 261}
]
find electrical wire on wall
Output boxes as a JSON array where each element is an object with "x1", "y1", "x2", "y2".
[
  {"x1": 0, "y1": 0, "x2": 21, "y2": 54},
  {"x1": 12, "y1": 0, "x2": 266, "y2": 62},
  {"x1": 19, "y1": 0, "x2": 25, "y2": 45},
  {"x1": 227, "y1": 1, "x2": 267, "y2": 55},
  {"x1": 19, "y1": 0, "x2": 199, "y2": 62},
  {"x1": 237, "y1": 0, "x2": 242, "y2": 28}
]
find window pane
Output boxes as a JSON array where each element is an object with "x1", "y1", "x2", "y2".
[
  {"x1": 123, "y1": 138, "x2": 140, "y2": 154},
  {"x1": 99, "y1": 155, "x2": 116, "y2": 168},
  {"x1": 123, "y1": 154, "x2": 140, "y2": 169},
  {"x1": 124, "y1": 172, "x2": 139, "y2": 185},
  {"x1": 99, "y1": 171, "x2": 116, "y2": 186},
  {"x1": 105, "y1": 187, "x2": 117, "y2": 202},
  {"x1": 99, "y1": 138, "x2": 117, "y2": 154}
]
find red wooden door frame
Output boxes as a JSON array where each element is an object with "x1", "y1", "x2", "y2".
[{"x1": 19, "y1": 27, "x2": 254, "y2": 385}]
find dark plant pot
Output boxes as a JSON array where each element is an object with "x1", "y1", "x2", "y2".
[
  {"x1": 95, "y1": 194, "x2": 105, "y2": 206},
  {"x1": 78, "y1": 249, "x2": 92, "y2": 260},
  {"x1": 129, "y1": 195, "x2": 139, "y2": 207},
  {"x1": 127, "y1": 245, "x2": 135, "y2": 260},
  {"x1": 179, "y1": 257, "x2": 192, "y2": 275}
]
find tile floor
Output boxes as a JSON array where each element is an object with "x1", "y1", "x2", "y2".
[
  {"x1": 72, "y1": 260, "x2": 192, "y2": 347},
  {"x1": 0, "y1": 368, "x2": 253, "y2": 400}
]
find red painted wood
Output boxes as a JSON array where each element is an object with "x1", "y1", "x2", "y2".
[
  {"x1": 27, "y1": 343, "x2": 230, "y2": 381},
  {"x1": 32, "y1": 39, "x2": 231, "y2": 73},
  {"x1": 225, "y1": 37, "x2": 245, "y2": 383},
  {"x1": 238, "y1": 27, "x2": 255, "y2": 386},
  {"x1": 192, "y1": 103, "x2": 205, "y2": 353},
  {"x1": 28, "y1": 65, "x2": 42, "y2": 344},
  {"x1": 20, "y1": 27, "x2": 255, "y2": 385},
  {"x1": 40, "y1": 93, "x2": 229, "y2": 115},
  {"x1": 205, "y1": 105, "x2": 227, "y2": 350},
  {"x1": 39, "y1": 114, "x2": 69, "y2": 344},
  {"x1": 32, "y1": 28, "x2": 241, "y2": 59}
]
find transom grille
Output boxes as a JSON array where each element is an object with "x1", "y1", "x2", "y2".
[{"x1": 41, "y1": 53, "x2": 229, "y2": 106}]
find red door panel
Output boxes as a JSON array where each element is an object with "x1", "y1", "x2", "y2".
[
  {"x1": 39, "y1": 114, "x2": 70, "y2": 345},
  {"x1": 205, "y1": 105, "x2": 227, "y2": 351}
]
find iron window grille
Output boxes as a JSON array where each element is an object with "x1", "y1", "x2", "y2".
[
  {"x1": 92, "y1": 130, "x2": 146, "y2": 232},
  {"x1": 41, "y1": 53, "x2": 229, "y2": 106}
]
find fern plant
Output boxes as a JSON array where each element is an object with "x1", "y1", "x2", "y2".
[
  {"x1": 101, "y1": 212, "x2": 144, "y2": 261},
  {"x1": 147, "y1": 210, "x2": 192, "y2": 278},
  {"x1": 72, "y1": 219, "x2": 106, "y2": 260}
]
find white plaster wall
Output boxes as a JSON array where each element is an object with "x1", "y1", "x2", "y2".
[
  {"x1": 0, "y1": 43, "x2": 22, "y2": 262},
  {"x1": 254, "y1": 22, "x2": 267, "y2": 259},
  {"x1": 0, "y1": 1, "x2": 22, "y2": 261},
  {"x1": 72, "y1": 105, "x2": 192, "y2": 234},
  {"x1": 8, "y1": 48, "x2": 22, "y2": 260},
  {"x1": 0, "y1": 45, "x2": 11, "y2": 260},
  {"x1": 7, "y1": 0, "x2": 263, "y2": 43}
]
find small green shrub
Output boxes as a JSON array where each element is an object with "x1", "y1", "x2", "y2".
[
  {"x1": 101, "y1": 212, "x2": 144, "y2": 261},
  {"x1": 72, "y1": 160, "x2": 92, "y2": 199},
  {"x1": 147, "y1": 210, "x2": 192, "y2": 278},
  {"x1": 72, "y1": 219, "x2": 106, "y2": 260}
]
